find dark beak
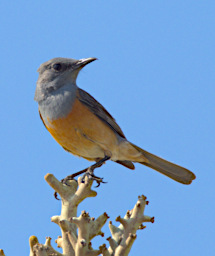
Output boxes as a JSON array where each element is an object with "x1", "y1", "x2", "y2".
[{"x1": 75, "y1": 57, "x2": 97, "y2": 69}]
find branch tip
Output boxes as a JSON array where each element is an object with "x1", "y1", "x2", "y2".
[
  {"x1": 0, "y1": 249, "x2": 5, "y2": 256},
  {"x1": 104, "y1": 212, "x2": 110, "y2": 218},
  {"x1": 100, "y1": 231, "x2": 105, "y2": 237},
  {"x1": 29, "y1": 235, "x2": 39, "y2": 250},
  {"x1": 138, "y1": 224, "x2": 146, "y2": 230},
  {"x1": 81, "y1": 210, "x2": 90, "y2": 217},
  {"x1": 44, "y1": 173, "x2": 53, "y2": 180},
  {"x1": 139, "y1": 195, "x2": 147, "y2": 200},
  {"x1": 115, "y1": 216, "x2": 120, "y2": 222}
]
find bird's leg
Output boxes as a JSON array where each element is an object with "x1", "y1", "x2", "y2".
[
  {"x1": 81, "y1": 156, "x2": 111, "y2": 186},
  {"x1": 54, "y1": 156, "x2": 111, "y2": 199},
  {"x1": 61, "y1": 155, "x2": 110, "y2": 184}
]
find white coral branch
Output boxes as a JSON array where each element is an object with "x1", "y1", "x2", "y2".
[
  {"x1": 27, "y1": 174, "x2": 154, "y2": 256},
  {"x1": 108, "y1": 195, "x2": 154, "y2": 256}
]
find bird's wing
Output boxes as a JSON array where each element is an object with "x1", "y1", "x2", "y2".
[{"x1": 77, "y1": 88, "x2": 126, "y2": 139}]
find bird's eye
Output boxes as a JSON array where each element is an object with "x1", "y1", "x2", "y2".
[{"x1": 53, "y1": 63, "x2": 62, "y2": 71}]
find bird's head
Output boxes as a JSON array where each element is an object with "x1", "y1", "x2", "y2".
[{"x1": 34, "y1": 57, "x2": 97, "y2": 102}]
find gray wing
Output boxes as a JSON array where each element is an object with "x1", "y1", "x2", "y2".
[{"x1": 77, "y1": 88, "x2": 126, "y2": 139}]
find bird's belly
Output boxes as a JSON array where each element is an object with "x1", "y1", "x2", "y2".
[{"x1": 43, "y1": 98, "x2": 119, "y2": 160}]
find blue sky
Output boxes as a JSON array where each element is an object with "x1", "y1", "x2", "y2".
[{"x1": 1, "y1": 1, "x2": 214, "y2": 255}]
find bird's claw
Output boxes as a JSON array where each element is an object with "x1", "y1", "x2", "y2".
[
  {"x1": 80, "y1": 167, "x2": 107, "y2": 187},
  {"x1": 53, "y1": 156, "x2": 110, "y2": 199},
  {"x1": 95, "y1": 179, "x2": 107, "y2": 187},
  {"x1": 54, "y1": 191, "x2": 60, "y2": 200},
  {"x1": 54, "y1": 171, "x2": 107, "y2": 199},
  {"x1": 61, "y1": 174, "x2": 76, "y2": 185}
]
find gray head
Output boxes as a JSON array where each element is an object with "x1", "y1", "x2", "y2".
[{"x1": 34, "y1": 57, "x2": 97, "y2": 102}]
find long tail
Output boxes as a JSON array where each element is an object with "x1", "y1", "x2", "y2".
[{"x1": 130, "y1": 143, "x2": 196, "y2": 184}]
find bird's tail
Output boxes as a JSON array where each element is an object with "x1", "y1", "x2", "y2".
[{"x1": 129, "y1": 143, "x2": 196, "y2": 184}]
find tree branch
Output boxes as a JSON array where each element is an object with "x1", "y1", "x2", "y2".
[{"x1": 25, "y1": 173, "x2": 154, "y2": 256}]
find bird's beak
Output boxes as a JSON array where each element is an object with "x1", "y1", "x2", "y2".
[{"x1": 74, "y1": 57, "x2": 97, "y2": 69}]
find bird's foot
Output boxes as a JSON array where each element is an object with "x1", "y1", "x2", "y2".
[
  {"x1": 54, "y1": 156, "x2": 110, "y2": 199},
  {"x1": 61, "y1": 174, "x2": 79, "y2": 186},
  {"x1": 81, "y1": 166, "x2": 107, "y2": 187}
]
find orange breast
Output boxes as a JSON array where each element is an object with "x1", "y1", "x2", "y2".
[{"x1": 45, "y1": 98, "x2": 119, "y2": 160}]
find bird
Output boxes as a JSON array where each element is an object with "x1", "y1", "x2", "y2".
[{"x1": 34, "y1": 57, "x2": 196, "y2": 185}]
